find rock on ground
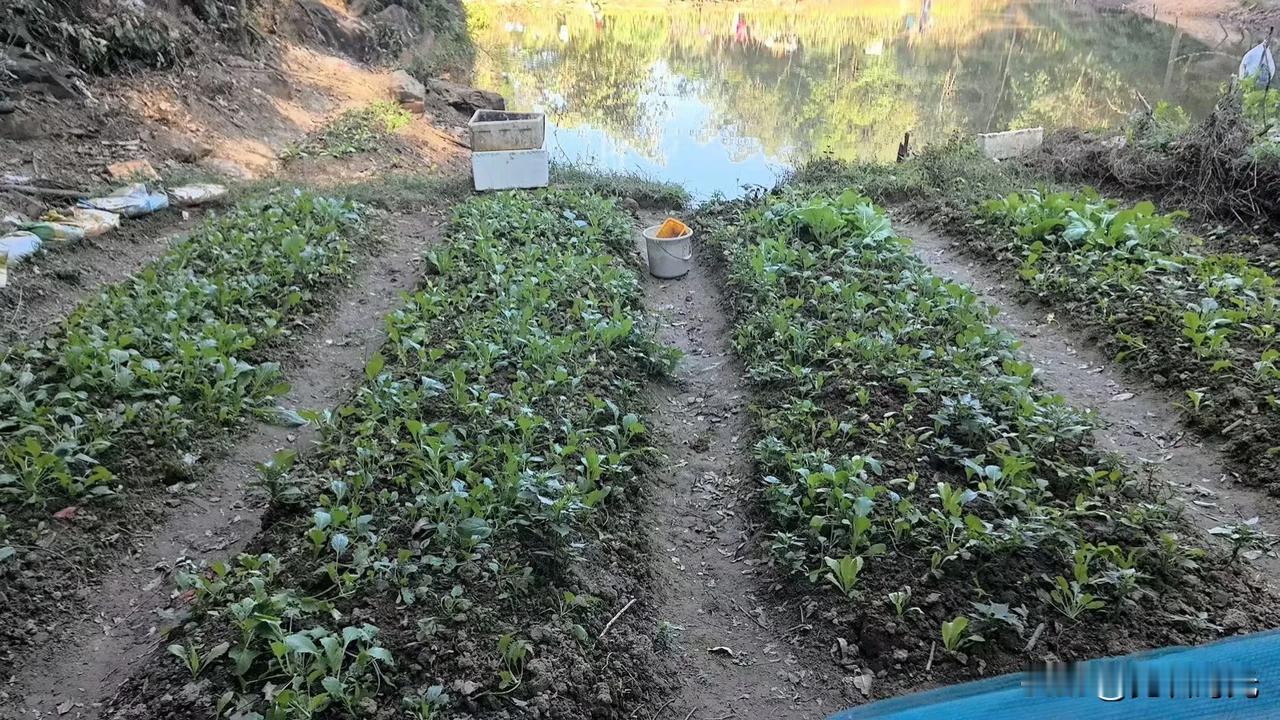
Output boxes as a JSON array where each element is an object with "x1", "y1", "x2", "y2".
[{"x1": 428, "y1": 79, "x2": 505, "y2": 115}]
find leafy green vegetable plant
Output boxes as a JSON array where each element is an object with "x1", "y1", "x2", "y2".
[
  {"x1": 940, "y1": 616, "x2": 982, "y2": 652},
  {"x1": 701, "y1": 188, "x2": 1240, "y2": 677},
  {"x1": 980, "y1": 188, "x2": 1280, "y2": 485},
  {"x1": 1209, "y1": 518, "x2": 1275, "y2": 563},
  {"x1": 0, "y1": 192, "x2": 361, "y2": 539}
]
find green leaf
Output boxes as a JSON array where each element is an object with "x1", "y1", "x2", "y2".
[
  {"x1": 205, "y1": 641, "x2": 230, "y2": 664},
  {"x1": 365, "y1": 353, "x2": 385, "y2": 381},
  {"x1": 284, "y1": 632, "x2": 320, "y2": 655},
  {"x1": 457, "y1": 516, "x2": 492, "y2": 541},
  {"x1": 322, "y1": 676, "x2": 345, "y2": 697}
]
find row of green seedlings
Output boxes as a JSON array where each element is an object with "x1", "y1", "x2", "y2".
[
  {"x1": 154, "y1": 190, "x2": 676, "y2": 720},
  {"x1": 704, "y1": 189, "x2": 1268, "y2": 667},
  {"x1": 979, "y1": 189, "x2": 1280, "y2": 487},
  {"x1": 0, "y1": 193, "x2": 363, "y2": 546}
]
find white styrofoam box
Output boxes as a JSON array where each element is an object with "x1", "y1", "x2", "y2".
[
  {"x1": 469, "y1": 110, "x2": 546, "y2": 152},
  {"x1": 472, "y1": 148, "x2": 549, "y2": 191},
  {"x1": 976, "y1": 127, "x2": 1044, "y2": 160}
]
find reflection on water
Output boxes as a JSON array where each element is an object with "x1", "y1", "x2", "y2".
[{"x1": 468, "y1": 0, "x2": 1256, "y2": 198}]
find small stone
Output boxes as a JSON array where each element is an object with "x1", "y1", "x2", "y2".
[
  {"x1": 106, "y1": 159, "x2": 160, "y2": 181},
  {"x1": 390, "y1": 70, "x2": 426, "y2": 104},
  {"x1": 893, "y1": 648, "x2": 909, "y2": 661},
  {"x1": 1230, "y1": 386, "x2": 1254, "y2": 406},
  {"x1": 1221, "y1": 608, "x2": 1249, "y2": 632}
]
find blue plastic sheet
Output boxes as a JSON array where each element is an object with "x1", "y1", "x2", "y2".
[{"x1": 830, "y1": 630, "x2": 1280, "y2": 720}]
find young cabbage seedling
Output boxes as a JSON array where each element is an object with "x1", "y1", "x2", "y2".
[
  {"x1": 823, "y1": 555, "x2": 865, "y2": 598},
  {"x1": 940, "y1": 616, "x2": 983, "y2": 652}
]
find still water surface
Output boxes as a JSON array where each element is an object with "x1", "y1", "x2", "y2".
[{"x1": 468, "y1": 0, "x2": 1259, "y2": 197}]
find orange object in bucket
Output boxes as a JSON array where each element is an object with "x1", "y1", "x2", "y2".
[
  {"x1": 654, "y1": 217, "x2": 690, "y2": 239},
  {"x1": 643, "y1": 218, "x2": 694, "y2": 278}
]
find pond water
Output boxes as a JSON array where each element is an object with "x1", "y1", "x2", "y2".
[{"x1": 467, "y1": 0, "x2": 1258, "y2": 198}]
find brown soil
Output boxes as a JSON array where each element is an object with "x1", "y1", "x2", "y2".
[
  {"x1": 1, "y1": 29, "x2": 471, "y2": 195},
  {"x1": 639, "y1": 213, "x2": 850, "y2": 719},
  {"x1": 897, "y1": 216, "x2": 1280, "y2": 580},
  {"x1": 4, "y1": 208, "x2": 446, "y2": 719}
]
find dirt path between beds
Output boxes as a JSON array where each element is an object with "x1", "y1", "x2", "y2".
[
  {"x1": 897, "y1": 217, "x2": 1280, "y2": 581},
  {"x1": 7, "y1": 210, "x2": 444, "y2": 720},
  {"x1": 638, "y1": 215, "x2": 851, "y2": 720}
]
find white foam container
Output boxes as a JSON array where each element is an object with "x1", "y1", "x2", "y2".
[
  {"x1": 473, "y1": 147, "x2": 547, "y2": 190},
  {"x1": 469, "y1": 110, "x2": 546, "y2": 152},
  {"x1": 976, "y1": 127, "x2": 1044, "y2": 160},
  {"x1": 643, "y1": 224, "x2": 693, "y2": 278},
  {"x1": 472, "y1": 148, "x2": 550, "y2": 191}
]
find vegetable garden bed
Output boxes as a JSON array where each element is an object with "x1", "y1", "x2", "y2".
[
  {"x1": 699, "y1": 189, "x2": 1279, "y2": 697},
  {"x1": 976, "y1": 189, "x2": 1280, "y2": 489},
  {"x1": 106, "y1": 190, "x2": 676, "y2": 719},
  {"x1": 0, "y1": 192, "x2": 365, "y2": 670}
]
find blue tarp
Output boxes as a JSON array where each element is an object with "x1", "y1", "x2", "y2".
[{"x1": 830, "y1": 630, "x2": 1280, "y2": 720}]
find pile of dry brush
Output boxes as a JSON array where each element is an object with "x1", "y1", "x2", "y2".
[{"x1": 1033, "y1": 86, "x2": 1280, "y2": 230}]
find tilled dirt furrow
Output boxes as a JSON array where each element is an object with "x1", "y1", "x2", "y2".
[
  {"x1": 899, "y1": 217, "x2": 1280, "y2": 580},
  {"x1": 640, "y1": 216, "x2": 849, "y2": 720},
  {"x1": 8, "y1": 211, "x2": 443, "y2": 720}
]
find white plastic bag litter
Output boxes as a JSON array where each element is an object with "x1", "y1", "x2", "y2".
[
  {"x1": 1240, "y1": 42, "x2": 1276, "y2": 86},
  {"x1": 57, "y1": 207, "x2": 121, "y2": 238},
  {"x1": 0, "y1": 231, "x2": 42, "y2": 262},
  {"x1": 168, "y1": 183, "x2": 228, "y2": 207},
  {"x1": 1, "y1": 230, "x2": 43, "y2": 284},
  {"x1": 80, "y1": 183, "x2": 169, "y2": 218}
]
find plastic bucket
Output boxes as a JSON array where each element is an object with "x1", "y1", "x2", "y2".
[{"x1": 643, "y1": 224, "x2": 693, "y2": 278}]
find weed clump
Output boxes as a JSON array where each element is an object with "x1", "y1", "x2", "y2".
[
  {"x1": 1032, "y1": 82, "x2": 1280, "y2": 235},
  {"x1": 283, "y1": 101, "x2": 414, "y2": 160},
  {"x1": 551, "y1": 165, "x2": 691, "y2": 209}
]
